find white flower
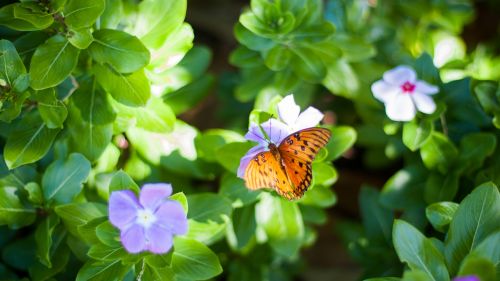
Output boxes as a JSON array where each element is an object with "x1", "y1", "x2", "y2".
[
  {"x1": 277, "y1": 94, "x2": 324, "y2": 133},
  {"x1": 371, "y1": 66, "x2": 439, "y2": 121}
]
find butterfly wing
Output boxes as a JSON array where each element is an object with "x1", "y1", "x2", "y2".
[
  {"x1": 278, "y1": 128, "x2": 332, "y2": 197},
  {"x1": 244, "y1": 151, "x2": 298, "y2": 200}
]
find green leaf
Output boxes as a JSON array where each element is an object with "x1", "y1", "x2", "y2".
[
  {"x1": 0, "y1": 4, "x2": 40, "y2": 31},
  {"x1": 68, "y1": 28, "x2": 94, "y2": 49},
  {"x1": 76, "y1": 259, "x2": 129, "y2": 281},
  {"x1": 290, "y1": 46, "x2": 326, "y2": 82},
  {"x1": 457, "y1": 256, "x2": 496, "y2": 281},
  {"x1": 467, "y1": 231, "x2": 500, "y2": 275},
  {"x1": 63, "y1": 0, "x2": 105, "y2": 29},
  {"x1": 255, "y1": 193, "x2": 304, "y2": 256},
  {"x1": 72, "y1": 76, "x2": 116, "y2": 125},
  {"x1": 67, "y1": 107, "x2": 113, "y2": 162},
  {"x1": 226, "y1": 204, "x2": 257, "y2": 250},
  {"x1": 24, "y1": 182, "x2": 43, "y2": 205},
  {"x1": 457, "y1": 132, "x2": 496, "y2": 174},
  {"x1": 325, "y1": 126, "x2": 357, "y2": 161},
  {"x1": 445, "y1": 182, "x2": 500, "y2": 275},
  {"x1": 12, "y1": 73, "x2": 30, "y2": 93},
  {"x1": 171, "y1": 237, "x2": 223, "y2": 280},
  {"x1": 33, "y1": 88, "x2": 68, "y2": 129},
  {"x1": 108, "y1": 170, "x2": 140, "y2": 195},
  {"x1": 219, "y1": 172, "x2": 259, "y2": 207},
  {"x1": 164, "y1": 75, "x2": 215, "y2": 115},
  {"x1": 359, "y1": 186, "x2": 393, "y2": 244},
  {"x1": 424, "y1": 171, "x2": 460, "y2": 203},
  {"x1": 263, "y1": 45, "x2": 292, "y2": 71},
  {"x1": 29, "y1": 35, "x2": 80, "y2": 90},
  {"x1": 94, "y1": 64, "x2": 151, "y2": 107},
  {"x1": 380, "y1": 165, "x2": 427, "y2": 210},
  {"x1": 12, "y1": 4, "x2": 53, "y2": 29},
  {"x1": 29, "y1": 241, "x2": 70, "y2": 281},
  {"x1": 133, "y1": 0, "x2": 187, "y2": 49},
  {"x1": 332, "y1": 35, "x2": 375, "y2": 62},
  {"x1": 414, "y1": 52, "x2": 440, "y2": 85},
  {"x1": 54, "y1": 202, "x2": 107, "y2": 238},
  {"x1": 100, "y1": 0, "x2": 123, "y2": 29},
  {"x1": 4, "y1": 113, "x2": 60, "y2": 169},
  {"x1": 42, "y1": 153, "x2": 91, "y2": 204},
  {"x1": 216, "y1": 142, "x2": 255, "y2": 173},
  {"x1": 322, "y1": 59, "x2": 359, "y2": 97},
  {"x1": 89, "y1": 29, "x2": 150, "y2": 73},
  {"x1": 0, "y1": 186, "x2": 36, "y2": 228},
  {"x1": 0, "y1": 39, "x2": 26, "y2": 85},
  {"x1": 170, "y1": 192, "x2": 188, "y2": 213},
  {"x1": 0, "y1": 90, "x2": 30, "y2": 123},
  {"x1": 402, "y1": 119, "x2": 434, "y2": 152},
  {"x1": 34, "y1": 214, "x2": 60, "y2": 267},
  {"x1": 425, "y1": 202, "x2": 459, "y2": 233},
  {"x1": 95, "y1": 221, "x2": 121, "y2": 247},
  {"x1": 2, "y1": 235, "x2": 36, "y2": 270},
  {"x1": 87, "y1": 242, "x2": 127, "y2": 261},
  {"x1": 420, "y1": 132, "x2": 458, "y2": 173},
  {"x1": 393, "y1": 220, "x2": 450, "y2": 281}
]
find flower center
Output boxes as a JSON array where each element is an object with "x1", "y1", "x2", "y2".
[
  {"x1": 136, "y1": 208, "x2": 157, "y2": 228},
  {"x1": 401, "y1": 81, "x2": 416, "y2": 94}
]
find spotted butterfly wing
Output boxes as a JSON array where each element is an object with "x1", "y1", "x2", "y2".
[{"x1": 243, "y1": 127, "x2": 331, "y2": 200}]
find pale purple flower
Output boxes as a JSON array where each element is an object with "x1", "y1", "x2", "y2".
[
  {"x1": 108, "y1": 183, "x2": 187, "y2": 254},
  {"x1": 452, "y1": 276, "x2": 480, "y2": 281},
  {"x1": 371, "y1": 65, "x2": 439, "y2": 121},
  {"x1": 237, "y1": 94, "x2": 324, "y2": 179},
  {"x1": 278, "y1": 94, "x2": 324, "y2": 133}
]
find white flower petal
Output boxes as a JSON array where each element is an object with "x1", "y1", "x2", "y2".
[
  {"x1": 385, "y1": 94, "x2": 416, "y2": 121},
  {"x1": 293, "y1": 107, "x2": 324, "y2": 131},
  {"x1": 415, "y1": 81, "x2": 439, "y2": 95},
  {"x1": 277, "y1": 94, "x2": 300, "y2": 127},
  {"x1": 412, "y1": 92, "x2": 436, "y2": 114},
  {"x1": 383, "y1": 65, "x2": 417, "y2": 86},
  {"x1": 371, "y1": 80, "x2": 400, "y2": 103}
]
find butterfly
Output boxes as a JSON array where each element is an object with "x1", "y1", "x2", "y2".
[{"x1": 243, "y1": 127, "x2": 331, "y2": 200}]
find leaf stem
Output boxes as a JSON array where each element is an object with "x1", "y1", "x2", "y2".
[{"x1": 440, "y1": 113, "x2": 448, "y2": 136}]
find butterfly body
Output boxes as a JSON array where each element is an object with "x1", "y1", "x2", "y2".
[{"x1": 244, "y1": 127, "x2": 331, "y2": 200}]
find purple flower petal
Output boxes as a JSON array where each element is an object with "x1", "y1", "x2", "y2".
[
  {"x1": 386, "y1": 93, "x2": 416, "y2": 121},
  {"x1": 120, "y1": 224, "x2": 146, "y2": 253},
  {"x1": 244, "y1": 122, "x2": 268, "y2": 147},
  {"x1": 452, "y1": 275, "x2": 480, "y2": 281},
  {"x1": 371, "y1": 80, "x2": 400, "y2": 103},
  {"x1": 383, "y1": 65, "x2": 417, "y2": 86},
  {"x1": 294, "y1": 107, "x2": 324, "y2": 131},
  {"x1": 277, "y1": 95, "x2": 300, "y2": 127},
  {"x1": 139, "y1": 183, "x2": 173, "y2": 210},
  {"x1": 154, "y1": 200, "x2": 188, "y2": 235},
  {"x1": 260, "y1": 118, "x2": 289, "y2": 144},
  {"x1": 145, "y1": 224, "x2": 174, "y2": 254},
  {"x1": 109, "y1": 190, "x2": 140, "y2": 231},
  {"x1": 237, "y1": 145, "x2": 266, "y2": 178}
]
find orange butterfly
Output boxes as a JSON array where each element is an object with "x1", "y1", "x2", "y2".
[{"x1": 244, "y1": 127, "x2": 331, "y2": 200}]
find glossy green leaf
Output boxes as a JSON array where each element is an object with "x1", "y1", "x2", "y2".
[
  {"x1": 359, "y1": 187, "x2": 393, "y2": 244},
  {"x1": 112, "y1": 97, "x2": 175, "y2": 133},
  {"x1": 0, "y1": 39, "x2": 26, "y2": 84},
  {"x1": 63, "y1": 0, "x2": 105, "y2": 29},
  {"x1": 226, "y1": 204, "x2": 257, "y2": 250},
  {"x1": 100, "y1": 0, "x2": 123, "y2": 29},
  {"x1": 255, "y1": 193, "x2": 304, "y2": 256},
  {"x1": 24, "y1": 182, "x2": 43, "y2": 205},
  {"x1": 393, "y1": 220, "x2": 450, "y2": 281},
  {"x1": 457, "y1": 256, "x2": 496, "y2": 281},
  {"x1": 402, "y1": 119, "x2": 434, "y2": 152},
  {"x1": 34, "y1": 214, "x2": 60, "y2": 267},
  {"x1": 219, "y1": 173, "x2": 259, "y2": 207},
  {"x1": 0, "y1": 4, "x2": 40, "y2": 31},
  {"x1": 68, "y1": 28, "x2": 94, "y2": 49},
  {"x1": 325, "y1": 126, "x2": 357, "y2": 161},
  {"x1": 76, "y1": 259, "x2": 129, "y2": 281},
  {"x1": 29, "y1": 35, "x2": 80, "y2": 90},
  {"x1": 457, "y1": 132, "x2": 496, "y2": 174},
  {"x1": 425, "y1": 202, "x2": 459, "y2": 233},
  {"x1": 216, "y1": 142, "x2": 255, "y2": 173},
  {"x1": 54, "y1": 202, "x2": 107, "y2": 238},
  {"x1": 164, "y1": 75, "x2": 215, "y2": 115},
  {"x1": 89, "y1": 29, "x2": 150, "y2": 73},
  {"x1": 72, "y1": 76, "x2": 116, "y2": 125},
  {"x1": 0, "y1": 186, "x2": 36, "y2": 229},
  {"x1": 108, "y1": 170, "x2": 140, "y2": 195},
  {"x1": 171, "y1": 237, "x2": 223, "y2": 280},
  {"x1": 29, "y1": 241, "x2": 70, "y2": 281},
  {"x1": 424, "y1": 171, "x2": 460, "y2": 203},
  {"x1": 445, "y1": 182, "x2": 500, "y2": 275},
  {"x1": 33, "y1": 88, "x2": 68, "y2": 129},
  {"x1": 380, "y1": 165, "x2": 427, "y2": 210},
  {"x1": 12, "y1": 4, "x2": 53, "y2": 29},
  {"x1": 42, "y1": 153, "x2": 91, "y2": 204},
  {"x1": 420, "y1": 132, "x2": 458, "y2": 173},
  {"x1": 94, "y1": 64, "x2": 151, "y2": 107},
  {"x1": 4, "y1": 113, "x2": 60, "y2": 169}
]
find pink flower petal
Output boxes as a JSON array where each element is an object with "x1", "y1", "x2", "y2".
[
  {"x1": 386, "y1": 94, "x2": 416, "y2": 121},
  {"x1": 139, "y1": 183, "x2": 172, "y2": 210},
  {"x1": 277, "y1": 94, "x2": 300, "y2": 127},
  {"x1": 412, "y1": 92, "x2": 436, "y2": 114},
  {"x1": 415, "y1": 80, "x2": 439, "y2": 95},
  {"x1": 383, "y1": 65, "x2": 417, "y2": 86},
  {"x1": 237, "y1": 145, "x2": 266, "y2": 178},
  {"x1": 109, "y1": 190, "x2": 140, "y2": 230},
  {"x1": 154, "y1": 200, "x2": 188, "y2": 235},
  {"x1": 293, "y1": 107, "x2": 324, "y2": 131},
  {"x1": 371, "y1": 80, "x2": 400, "y2": 103},
  {"x1": 120, "y1": 224, "x2": 146, "y2": 253},
  {"x1": 145, "y1": 224, "x2": 174, "y2": 254}
]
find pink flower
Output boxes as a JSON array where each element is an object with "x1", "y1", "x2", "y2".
[
  {"x1": 108, "y1": 183, "x2": 187, "y2": 254},
  {"x1": 371, "y1": 66, "x2": 439, "y2": 121}
]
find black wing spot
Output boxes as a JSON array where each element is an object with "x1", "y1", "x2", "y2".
[
  {"x1": 294, "y1": 150, "x2": 298, "y2": 155},
  {"x1": 298, "y1": 162, "x2": 303, "y2": 168},
  {"x1": 301, "y1": 145, "x2": 306, "y2": 151}
]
